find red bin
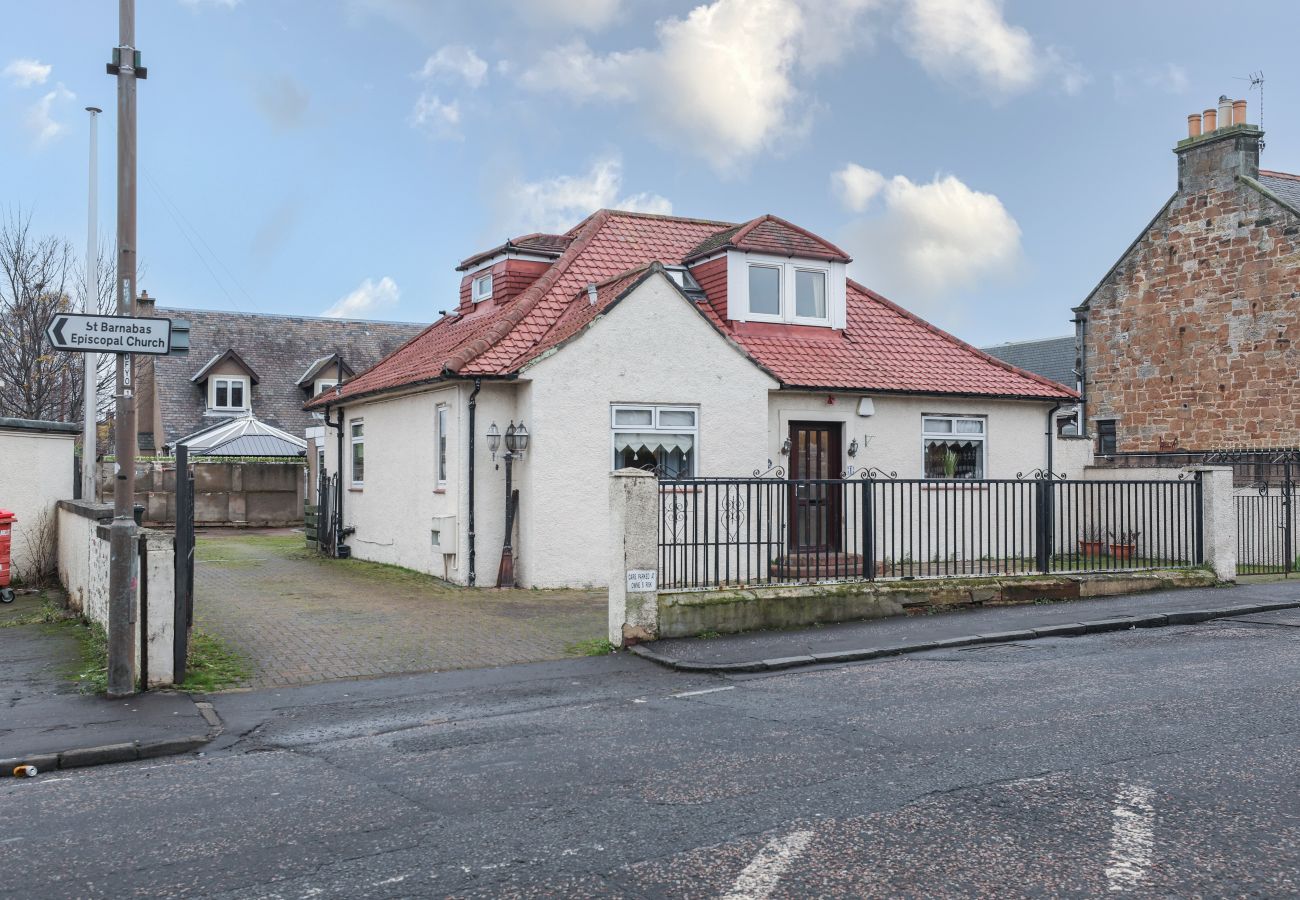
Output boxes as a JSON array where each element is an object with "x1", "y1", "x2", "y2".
[{"x1": 0, "y1": 509, "x2": 14, "y2": 597}]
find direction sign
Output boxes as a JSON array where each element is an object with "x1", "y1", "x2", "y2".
[{"x1": 46, "y1": 313, "x2": 173, "y2": 356}]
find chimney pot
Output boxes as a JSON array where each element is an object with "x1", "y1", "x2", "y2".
[
  {"x1": 1187, "y1": 113, "x2": 1203, "y2": 138},
  {"x1": 1232, "y1": 99, "x2": 1247, "y2": 125},
  {"x1": 1202, "y1": 107, "x2": 1217, "y2": 131},
  {"x1": 1218, "y1": 96, "x2": 1233, "y2": 130}
]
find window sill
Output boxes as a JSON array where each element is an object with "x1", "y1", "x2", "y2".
[
  {"x1": 434, "y1": 486, "x2": 447, "y2": 494},
  {"x1": 349, "y1": 486, "x2": 364, "y2": 492}
]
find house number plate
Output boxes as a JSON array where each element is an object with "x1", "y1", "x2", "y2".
[{"x1": 626, "y1": 569, "x2": 657, "y2": 592}]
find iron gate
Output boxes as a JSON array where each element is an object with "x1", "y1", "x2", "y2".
[
  {"x1": 173, "y1": 443, "x2": 197, "y2": 681},
  {"x1": 1235, "y1": 461, "x2": 1295, "y2": 576}
]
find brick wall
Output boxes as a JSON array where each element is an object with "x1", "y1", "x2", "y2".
[{"x1": 1083, "y1": 126, "x2": 1300, "y2": 453}]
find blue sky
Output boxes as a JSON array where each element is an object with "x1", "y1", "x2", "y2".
[{"x1": 3, "y1": 0, "x2": 1297, "y2": 346}]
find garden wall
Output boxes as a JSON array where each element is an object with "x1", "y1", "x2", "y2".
[{"x1": 98, "y1": 459, "x2": 305, "y2": 527}]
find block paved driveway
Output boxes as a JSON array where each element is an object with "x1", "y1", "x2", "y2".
[{"x1": 194, "y1": 531, "x2": 606, "y2": 690}]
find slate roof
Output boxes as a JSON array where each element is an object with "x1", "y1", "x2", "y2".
[
  {"x1": 980, "y1": 336, "x2": 1076, "y2": 390},
  {"x1": 1258, "y1": 170, "x2": 1300, "y2": 213},
  {"x1": 153, "y1": 307, "x2": 425, "y2": 448},
  {"x1": 314, "y1": 209, "x2": 1074, "y2": 408}
]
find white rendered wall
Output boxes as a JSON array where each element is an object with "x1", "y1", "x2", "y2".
[
  {"x1": 0, "y1": 427, "x2": 74, "y2": 582},
  {"x1": 522, "y1": 273, "x2": 779, "y2": 588}
]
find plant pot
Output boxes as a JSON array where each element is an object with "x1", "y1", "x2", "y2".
[
  {"x1": 1110, "y1": 543, "x2": 1136, "y2": 560},
  {"x1": 1079, "y1": 540, "x2": 1105, "y2": 557}
]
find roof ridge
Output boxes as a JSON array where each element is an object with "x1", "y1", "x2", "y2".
[
  {"x1": 982, "y1": 335, "x2": 1074, "y2": 348},
  {"x1": 752, "y1": 214, "x2": 852, "y2": 261},
  {"x1": 1259, "y1": 169, "x2": 1300, "y2": 181},
  {"x1": 599, "y1": 208, "x2": 738, "y2": 227},
  {"x1": 847, "y1": 279, "x2": 1077, "y2": 399},
  {"x1": 154, "y1": 306, "x2": 428, "y2": 327},
  {"x1": 444, "y1": 210, "x2": 613, "y2": 375}
]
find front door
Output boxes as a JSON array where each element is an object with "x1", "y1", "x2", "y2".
[{"x1": 788, "y1": 421, "x2": 842, "y2": 552}]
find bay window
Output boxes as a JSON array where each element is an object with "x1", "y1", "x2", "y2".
[
  {"x1": 922, "y1": 416, "x2": 986, "y2": 480},
  {"x1": 612, "y1": 405, "x2": 697, "y2": 478}
]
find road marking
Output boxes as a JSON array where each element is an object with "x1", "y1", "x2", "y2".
[
  {"x1": 1105, "y1": 783, "x2": 1156, "y2": 892},
  {"x1": 721, "y1": 828, "x2": 815, "y2": 900},
  {"x1": 671, "y1": 686, "x2": 735, "y2": 699}
]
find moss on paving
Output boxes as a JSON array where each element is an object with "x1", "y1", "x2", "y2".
[{"x1": 179, "y1": 631, "x2": 251, "y2": 692}]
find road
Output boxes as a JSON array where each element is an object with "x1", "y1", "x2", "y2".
[{"x1": 2, "y1": 609, "x2": 1298, "y2": 898}]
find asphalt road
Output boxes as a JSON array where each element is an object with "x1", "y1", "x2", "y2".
[{"x1": 3, "y1": 609, "x2": 1298, "y2": 898}]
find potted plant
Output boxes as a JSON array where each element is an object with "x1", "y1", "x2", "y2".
[
  {"x1": 1109, "y1": 529, "x2": 1140, "y2": 560},
  {"x1": 1079, "y1": 526, "x2": 1105, "y2": 558},
  {"x1": 942, "y1": 448, "x2": 959, "y2": 479}
]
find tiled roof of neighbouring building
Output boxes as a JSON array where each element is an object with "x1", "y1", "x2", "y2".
[
  {"x1": 980, "y1": 336, "x2": 1076, "y2": 390},
  {"x1": 153, "y1": 307, "x2": 426, "y2": 449},
  {"x1": 1258, "y1": 170, "x2": 1300, "y2": 213},
  {"x1": 313, "y1": 210, "x2": 1075, "y2": 408}
]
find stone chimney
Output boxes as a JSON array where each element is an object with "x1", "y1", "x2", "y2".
[
  {"x1": 1175, "y1": 96, "x2": 1262, "y2": 194},
  {"x1": 132, "y1": 290, "x2": 163, "y2": 456}
]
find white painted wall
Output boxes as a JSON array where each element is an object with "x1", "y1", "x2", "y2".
[
  {"x1": 56, "y1": 502, "x2": 177, "y2": 686},
  {"x1": 522, "y1": 272, "x2": 778, "y2": 587},
  {"x1": 0, "y1": 425, "x2": 75, "y2": 582}
]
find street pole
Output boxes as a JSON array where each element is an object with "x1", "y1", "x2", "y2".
[
  {"x1": 83, "y1": 106, "x2": 101, "y2": 503},
  {"x1": 107, "y1": 0, "x2": 140, "y2": 696}
]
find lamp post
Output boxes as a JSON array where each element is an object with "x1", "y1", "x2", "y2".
[{"x1": 487, "y1": 420, "x2": 529, "y2": 586}]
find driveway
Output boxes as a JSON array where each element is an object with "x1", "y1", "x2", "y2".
[{"x1": 194, "y1": 531, "x2": 606, "y2": 690}]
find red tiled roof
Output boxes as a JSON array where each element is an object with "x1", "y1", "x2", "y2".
[
  {"x1": 311, "y1": 209, "x2": 1073, "y2": 408},
  {"x1": 685, "y1": 214, "x2": 852, "y2": 263},
  {"x1": 456, "y1": 232, "x2": 574, "y2": 271}
]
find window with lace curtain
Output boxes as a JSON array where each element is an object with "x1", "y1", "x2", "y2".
[
  {"x1": 922, "y1": 415, "x2": 986, "y2": 479},
  {"x1": 611, "y1": 405, "x2": 697, "y2": 478}
]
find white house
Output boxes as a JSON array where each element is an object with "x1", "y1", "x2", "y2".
[{"x1": 309, "y1": 210, "x2": 1080, "y2": 588}]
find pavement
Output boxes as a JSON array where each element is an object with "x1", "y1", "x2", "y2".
[
  {"x1": 195, "y1": 530, "x2": 606, "y2": 688},
  {"x1": 636, "y1": 579, "x2": 1300, "y2": 671},
  {"x1": 1, "y1": 605, "x2": 1297, "y2": 896},
  {"x1": 0, "y1": 592, "x2": 216, "y2": 775}
]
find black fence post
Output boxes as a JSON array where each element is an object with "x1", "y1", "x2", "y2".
[
  {"x1": 862, "y1": 477, "x2": 876, "y2": 580},
  {"x1": 1033, "y1": 478, "x2": 1049, "y2": 573},
  {"x1": 1193, "y1": 471, "x2": 1205, "y2": 566},
  {"x1": 1284, "y1": 462, "x2": 1294, "y2": 576}
]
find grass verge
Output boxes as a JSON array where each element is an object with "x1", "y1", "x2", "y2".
[
  {"x1": 179, "y1": 631, "x2": 251, "y2": 691},
  {"x1": 566, "y1": 637, "x2": 616, "y2": 657}
]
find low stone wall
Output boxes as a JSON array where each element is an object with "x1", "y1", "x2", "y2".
[
  {"x1": 99, "y1": 459, "x2": 305, "y2": 527},
  {"x1": 656, "y1": 569, "x2": 1219, "y2": 639},
  {"x1": 56, "y1": 500, "x2": 177, "y2": 686}
]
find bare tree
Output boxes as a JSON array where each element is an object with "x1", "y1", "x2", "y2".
[{"x1": 0, "y1": 208, "x2": 115, "y2": 424}]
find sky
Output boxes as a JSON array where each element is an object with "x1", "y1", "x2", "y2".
[{"x1": 3, "y1": 0, "x2": 1298, "y2": 347}]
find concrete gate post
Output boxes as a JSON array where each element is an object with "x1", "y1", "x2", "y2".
[
  {"x1": 1192, "y1": 466, "x2": 1236, "y2": 582},
  {"x1": 608, "y1": 468, "x2": 659, "y2": 647}
]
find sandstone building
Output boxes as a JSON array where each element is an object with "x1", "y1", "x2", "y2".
[{"x1": 1076, "y1": 97, "x2": 1300, "y2": 456}]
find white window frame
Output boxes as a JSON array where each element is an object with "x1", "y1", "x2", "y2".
[
  {"x1": 726, "y1": 251, "x2": 846, "y2": 328},
  {"x1": 921, "y1": 415, "x2": 987, "y2": 480},
  {"x1": 435, "y1": 404, "x2": 448, "y2": 487},
  {"x1": 210, "y1": 376, "x2": 249, "y2": 412},
  {"x1": 472, "y1": 272, "x2": 493, "y2": 303},
  {"x1": 314, "y1": 378, "x2": 338, "y2": 397},
  {"x1": 610, "y1": 404, "x2": 699, "y2": 477},
  {"x1": 350, "y1": 419, "x2": 365, "y2": 487}
]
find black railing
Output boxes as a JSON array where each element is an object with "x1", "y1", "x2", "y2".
[
  {"x1": 658, "y1": 473, "x2": 1204, "y2": 590},
  {"x1": 1235, "y1": 463, "x2": 1295, "y2": 576}
]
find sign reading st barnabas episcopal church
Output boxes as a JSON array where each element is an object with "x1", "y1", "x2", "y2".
[{"x1": 46, "y1": 313, "x2": 172, "y2": 355}]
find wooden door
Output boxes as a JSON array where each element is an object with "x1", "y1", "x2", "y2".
[{"x1": 788, "y1": 422, "x2": 842, "y2": 552}]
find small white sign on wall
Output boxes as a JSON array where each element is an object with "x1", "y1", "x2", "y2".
[{"x1": 626, "y1": 569, "x2": 657, "y2": 592}]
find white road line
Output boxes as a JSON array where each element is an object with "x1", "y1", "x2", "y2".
[
  {"x1": 721, "y1": 828, "x2": 815, "y2": 900},
  {"x1": 670, "y1": 686, "x2": 735, "y2": 699},
  {"x1": 1105, "y1": 783, "x2": 1156, "y2": 892}
]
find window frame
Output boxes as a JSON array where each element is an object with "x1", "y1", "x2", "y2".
[
  {"x1": 792, "y1": 267, "x2": 828, "y2": 323},
  {"x1": 610, "y1": 404, "x2": 699, "y2": 478},
  {"x1": 472, "y1": 272, "x2": 493, "y2": 303},
  {"x1": 314, "y1": 378, "x2": 338, "y2": 397},
  {"x1": 1096, "y1": 419, "x2": 1117, "y2": 456},
  {"x1": 436, "y1": 404, "x2": 448, "y2": 488},
  {"x1": 734, "y1": 253, "x2": 837, "y2": 327},
  {"x1": 209, "y1": 376, "x2": 249, "y2": 412},
  {"x1": 745, "y1": 263, "x2": 784, "y2": 322},
  {"x1": 350, "y1": 419, "x2": 365, "y2": 487},
  {"x1": 920, "y1": 414, "x2": 988, "y2": 481}
]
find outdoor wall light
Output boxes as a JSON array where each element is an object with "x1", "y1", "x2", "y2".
[
  {"x1": 486, "y1": 421, "x2": 501, "y2": 460},
  {"x1": 505, "y1": 420, "x2": 529, "y2": 456},
  {"x1": 847, "y1": 438, "x2": 859, "y2": 458},
  {"x1": 779, "y1": 438, "x2": 791, "y2": 456}
]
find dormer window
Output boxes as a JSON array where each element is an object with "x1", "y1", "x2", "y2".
[
  {"x1": 730, "y1": 253, "x2": 844, "y2": 327},
  {"x1": 473, "y1": 273, "x2": 493, "y2": 302},
  {"x1": 211, "y1": 376, "x2": 248, "y2": 411},
  {"x1": 663, "y1": 265, "x2": 704, "y2": 299}
]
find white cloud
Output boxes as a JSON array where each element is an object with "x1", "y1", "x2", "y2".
[
  {"x1": 499, "y1": 154, "x2": 671, "y2": 234},
  {"x1": 409, "y1": 92, "x2": 461, "y2": 138},
  {"x1": 323, "y1": 276, "x2": 400, "y2": 319},
  {"x1": 515, "y1": 0, "x2": 622, "y2": 31},
  {"x1": 1113, "y1": 62, "x2": 1188, "y2": 99},
  {"x1": 25, "y1": 83, "x2": 75, "y2": 146},
  {"x1": 839, "y1": 169, "x2": 1022, "y2": 320},
  {"x1": 519, "y1": 0, "x2": 867, "y2": 171},
  {"x1": 899, "y1": 0, "x2": 1083, "y2": 97},
  {"x1": 418, "y1": 45, "x2": 488, "y2": 88},
  {"x1": 832, "y1": 163, "x2": 885, "y2": 213},
  {"x1": 3, "y1": 58, "x2": 51, "y2": 87}
]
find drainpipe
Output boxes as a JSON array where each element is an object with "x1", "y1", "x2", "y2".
[
  {"x1": 467, "y1": 378, "x2": 481, "y2": 586},
  {"x1": 325, "y1": 404, "x2": 345, "y2": 556},
  {"x1": 1045, "y1": 402, "x2": 1064, "y2": 477}
]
